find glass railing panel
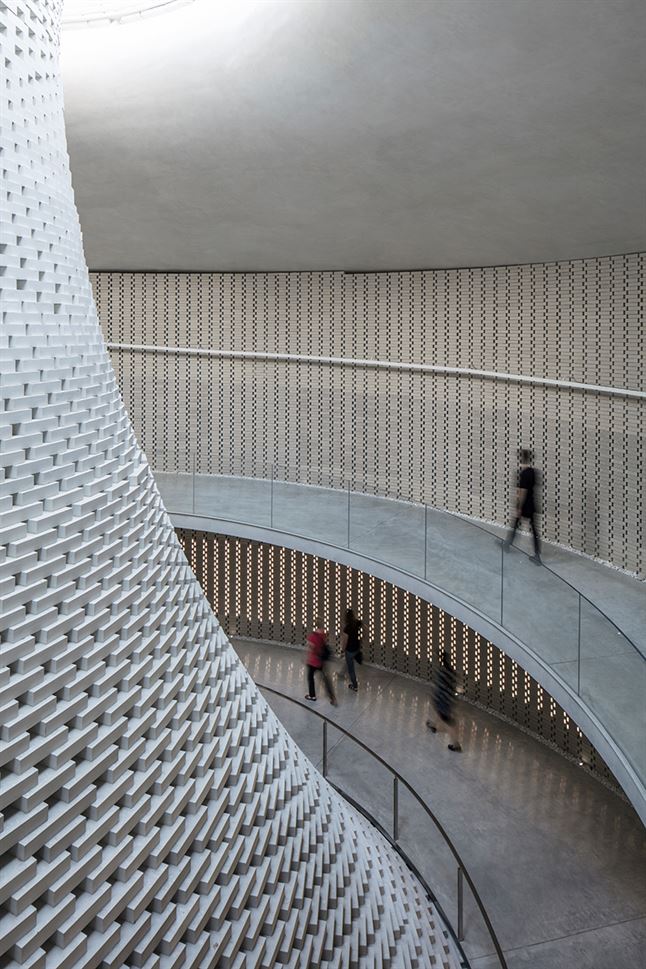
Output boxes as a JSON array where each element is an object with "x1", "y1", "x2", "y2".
[
  {"x1": 271, "y1": 463, "x2": 350, "y2": 546},
  {"x1": 146, "y1": 446, "x2": 193, "y2": 475},
  {"x1": 578, "y1": 598, "x2": 646, "y2": 779},
  {"x1": 150, "y1": 450, "x2": 275, "y2": 523},
  {"x1": 395, "y1": 783, "x2": 458, "y2": 932},
  {"x1": 579, "y1": 593, "x2": 639, "y2": 664},
  {"x1": 254, "y1": 680, "x2": 506, "y2": 967},
  {"x1": 501, "y1": 546, "x2": 580, "y2": 691},
  {"x1": 349, "y1": 493, "x2": 426, "y2": 575},
  {"x1": 261, "y1": 689, "x2": 326, "y2": 767},
  {"x1": 150, "y1": 448, "x2": 195, "y2": 513},
  {"x1": 283, "y1": 463, "x2": 348, "y2": 492},
  {"x1": 193, "y1": 468, "x2": 271, "y2": 526},
  {"x1": 235, "y1": 639, "x2": 304, "y2": 693},
  {"x1": 423, "y1": 509, "x2": 502, "y2": 622}
]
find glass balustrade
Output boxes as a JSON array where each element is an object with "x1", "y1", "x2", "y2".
[{"x1": 149, "y1": 448, "x2": 645, "y2": 785}]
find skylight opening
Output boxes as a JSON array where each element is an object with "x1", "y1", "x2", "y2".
[{"x1": 62, "y1": 0, "x2": 197, "y2": 29}]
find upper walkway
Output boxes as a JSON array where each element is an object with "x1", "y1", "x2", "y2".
[{"x1": 154, "y1": 468, "x2": 646, "y2": 822}]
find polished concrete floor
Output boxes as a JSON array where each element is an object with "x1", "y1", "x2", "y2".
[
  {"x1": 156, "y1": 472, "x2": 646, "y2": 792},
  {"x1": 233, "y1": 638, "x2": 646, "y2": 969}
]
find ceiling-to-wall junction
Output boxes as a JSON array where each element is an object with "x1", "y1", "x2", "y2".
[{"x1": 61, "y1": 0, "x2": 646, "y2": 272}]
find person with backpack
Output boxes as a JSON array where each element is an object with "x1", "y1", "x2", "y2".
[
  {"x1": 304, "y1": 617, "x2": 337, "y2": 705},
  {"x1": 341, "y1": 607, "x2": 362, "y2": 692}
]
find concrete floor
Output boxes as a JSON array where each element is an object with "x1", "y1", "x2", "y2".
[
  {"x1": 233, "y1": 638, "x2": 646, "y2": 969},
  {"x1": 156, "y1": 472, "x2": 646, "y2": 791}
]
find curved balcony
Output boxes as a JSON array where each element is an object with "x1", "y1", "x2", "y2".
[{"x1": 151, "y1": 456, "x2": 646, "y2": 823}]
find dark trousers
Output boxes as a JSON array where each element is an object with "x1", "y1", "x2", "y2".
[
  {"x1": 307, "y1": 665, "x2": 334, "y2": 700},
  {"x1": 345, "y1": 650, "x2": 358, "y2": 688},
  {"x1": 508, "y1": 513, "x2": 541, "y2": 557}
]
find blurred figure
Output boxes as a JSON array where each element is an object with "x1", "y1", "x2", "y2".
[
  {"x1": 426, "y1": 650, "x2": 461, "y2": 751},
  {"x1": 304, "y1": 617, "x2": 337, "y2": 705},
  {"x1": 341, "y1": 607, "x2": 362, "y2": 692},
  {"x1": 504, "y1": 447, "x2": 542, "y2": 564}
]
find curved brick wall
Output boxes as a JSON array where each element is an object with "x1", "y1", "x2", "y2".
[
  {"x1": 95, "y1": 258, "x2": 645, "y2": 577},
  {"x1": 0, "y1": 4, "x2": 461, "y2": 967}
]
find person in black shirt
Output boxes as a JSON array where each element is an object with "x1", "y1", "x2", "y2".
[
  {"x1": 503, "y1": 448, "x2": 541, "y2": 564},
  {"x1": 341, "y1": 608, "x2": 362, "y2": 692},
  {"x1": 426, "y1": 651, "x2": 461, "y2": 751}
]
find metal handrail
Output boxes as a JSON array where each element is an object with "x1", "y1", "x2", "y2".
[
  {"x1": 327, "y1": 781, "x2": 469, "y2": 969},
  {"x1": 257, "y1": 680, "x2": 509, "y2": 969},
  {"x1": 107, "y1": 341, "x2": 646, "y2": 401}
]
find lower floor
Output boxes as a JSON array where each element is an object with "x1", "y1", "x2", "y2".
[{"x1": 233, "y1": 637, "x2": 646, "y2": 969}]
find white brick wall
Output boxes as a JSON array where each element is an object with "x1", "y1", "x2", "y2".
[
  {"x1": 95, "y1": 260, "x2": 645, "y2": 576},
  {"x1": 0, "y1": 3, "x2": 461, "y2": 966}
]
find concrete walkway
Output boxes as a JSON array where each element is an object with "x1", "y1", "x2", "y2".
[
  {"x1": 155, "y1": 471, "x2": 646, "y2": 813},
  {"x1": 233, "y1": 637, "x2": 646, "y2": 969}
]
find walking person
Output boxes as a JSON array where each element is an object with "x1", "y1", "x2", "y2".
[
  {"x1": 341, "y1": 608, "x2": 362, "y2": 692},
  {"x1": 503, "y1": 447, "x2": 542, "y2": 564},
  {"x1": 304, "y1": 618, "x2": 337, "y2": 705},
  {"x1": 426, "y1": 650, "x2": 461, "y2": 751}
]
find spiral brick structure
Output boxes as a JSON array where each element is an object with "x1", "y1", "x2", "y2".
[{"x1": 0, "y1": 3, "x2": 463, "y2": 967}]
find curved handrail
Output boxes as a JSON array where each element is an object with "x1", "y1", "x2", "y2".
[
  {"x1": 257, "y1": 681, "x2": 509, "y2": 969},
  {"x1": 329, "y1": 785, "x2": 470, "y2": 969},
  {"x1": 107, "y1": 341, "x2": 646, "y2": 401}
]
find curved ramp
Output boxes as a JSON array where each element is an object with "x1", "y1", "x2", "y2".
[{"x1": 155, "y1": 472, "x2": 646, "y2": 824}]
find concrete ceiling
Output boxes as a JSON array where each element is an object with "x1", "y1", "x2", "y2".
[{"x1": 61, "y1": 0, "x2": 646, "y2": 272}]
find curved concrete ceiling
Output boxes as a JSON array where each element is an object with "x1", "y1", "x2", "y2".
[{"x1": 61, "y1": 0, "x2": 646, "y2": 272}]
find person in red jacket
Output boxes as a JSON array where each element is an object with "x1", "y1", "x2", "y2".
[{"x1": 305, "y1": 618, "x2": 337, "y2": 705}]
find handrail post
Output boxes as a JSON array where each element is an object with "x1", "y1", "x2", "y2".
[
  {"x1": 424, "y1": 504, "x2": 428, "y2": 580},
  {"x1": 393, "y1": 776, "x2": 399, "y2": 842},
  {"x1": 457, "y1": 866, "x2": 464, "y2": 941},
  {"x1": 270, "y1": 463, "x2": 274, "y2": 528},
  {"x1": 500, "y1": 539, "x2": 504, "y2": 625},
  {"x1": 322, "y1": 720, "x2": 328, "y2": 778},
  {"x1": 347, "y1": 480, "x2": 351, "y2": 548},
  {"x1": 191, "y1": 450, "x2": 196, "y2": 514},
  {"x1": 577, "y1": 593, "x2": 582, "y2": 696}
]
